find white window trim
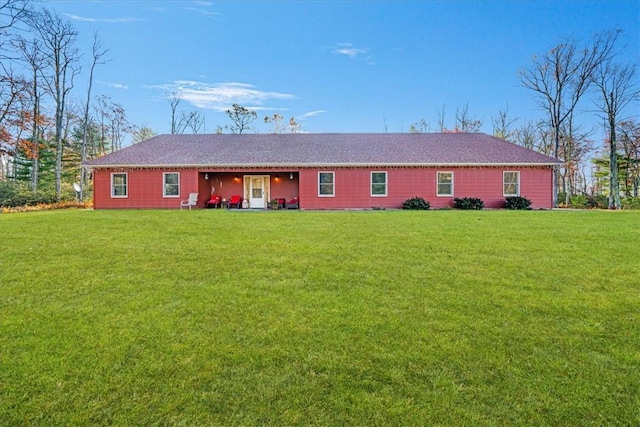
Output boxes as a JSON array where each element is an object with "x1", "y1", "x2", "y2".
[
  {"x1": 437, "y1": 171, "x2": 454, "y2": 197},
  {"x1": 503, "y1": 171, "x2": 520, "y2": 197},
  {"x1": 163, "y1": 172, "x2": 180, "y2": 198},
  {"x1": 111, "y1": 172, "x2": 128, "y2": 198},
  {"x1": 370, "y1": 171, "x2": 387, "y2": 197},
  {"x1": 318, "y1": 171, "x2": 335, "y2": 197}
]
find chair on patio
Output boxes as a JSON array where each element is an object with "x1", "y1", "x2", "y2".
[
  {"x1": 286, "y1": 196, "x2": 299, "y2": 209},
  {"x1": 180, "y1": 193, "x2": 199, "y2": 209},
  {"x1": 206, "y1": 195, "x2": 221, "y2": 208},
  {"x1": 228, "y1": 195, "x2": 243, "y2": 208}
]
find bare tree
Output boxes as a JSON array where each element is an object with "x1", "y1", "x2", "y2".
[
  {"x1": 0, "y1": 0, "x2": 29, "y2": 32},
  {"x1": 109, "y1": 102, "x2": 131, "y2": 151},
  {"x1": 592, "y1": 62, "x2": 639, "y2": 209},
  {"x1": 79, "y1": 31, "x2": 109, "y2": 201},
  {"x1": 408, "y1": 119, "x2": 429, "y2": 133},
  {"x1": 617, "y1": 120, "x2": 640, "y2": 197},
  {"x1": 512, "y1": 119, "x2": 554, "y2": 156},
  {"x1": 226, "y1": 103, "x2": 256, "y2": 134},
  {"x1": 288, "y1": 116, "x2": 301, "y2": 133},
  {"x1": 0, "y1": 74, "x2": 29, "y2": 179},
  {"x1": 491, "y1": 105, "x2": 517, "y2": 140},
  {"x1": 30, "y1": 9, "x2": 80, "y2": 201},
  {"x1": 0, "y1": 0, "x2": 31, "y2": 64},
  {"x1": 520, "y1": 29, "x2": 622, "y2": 204},
  {"x1": 178, "y1": 110, "x2": 205, "y2": 134},
  {"x1": 455, "y1": 102, "x2": 482, "y2": 132},
  {"x1": 93, "y1": 95, "x2": 132, "y2": 153},
  {"x1": 13, "y1": 35, "x2": 46, "y2": 192},
  {"x1": 558, "y1": 118, "x2": 593, "y2": 202},
  {"x1": 94, "y1": 94, "x2": 111, "y2": 155},
  {"x1": 436, "y1": 104, "x2": 446, "y2": 132},
  {"x1": 0, "y1": 0, "x2": 31, "y2": 173},
  {"x1": 264, "y1": 113, "x2": 285, "y2": 133},
  {"x1": 167, "y1": 91, "x2": 181, "y2": 134}
]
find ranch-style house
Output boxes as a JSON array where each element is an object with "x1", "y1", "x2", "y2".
[{"x1": 86, "y1": 132, "x2": 561, "y2": 210}]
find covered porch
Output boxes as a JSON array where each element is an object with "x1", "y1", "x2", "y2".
[{"x1": 197, "y1": 170, "x2": 300, "y2": 209}]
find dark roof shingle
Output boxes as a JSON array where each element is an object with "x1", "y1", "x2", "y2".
[{"x1": 86, "y1": 133, "x2": 561, "y2": 168}]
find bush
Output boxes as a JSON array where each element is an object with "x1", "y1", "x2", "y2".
[
  {"x1": 587, "y1": 194, "x2": 608, "y2": 209},
  {"x1": 569, "y1": 194, "x2": 589, "y2": 209},
  {"x1": 621, "y1": 197, "x2": 640, "y2": 210},
  {"x1": 2, "y1": 201, "x2": 90, "y2": 213},
  {"x1": 454, "y1": 197, "x2": 484, "y2": 210},
  {"x1": 556, "y1": 192, "x2": 567, "y2": 207},
  {"x1": 504, "y1": 196, "x2": 532, "y2": 210},
  {"x1": 0, "y1": 180, "x2": 77, "y2": 208},
  {"x1": 402, "y1": 196, "x2": 430, "y2": 210}
]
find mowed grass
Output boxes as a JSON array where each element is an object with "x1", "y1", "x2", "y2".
[{"x1": 1, "y1": 209, "x2": 638, "y2": 426}]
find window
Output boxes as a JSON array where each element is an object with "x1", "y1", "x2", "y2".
[
  {"x1": 437, "y1": 172, "x2": 453, "y2": 196},
  {"x1": 371, "y1": 171, "x2": 387, "y2": 196},
  {"x1": 163, "y1": 172, "x2": 180, "y2": 197},
  {"x1": 111, "y1": 173, "x2": 128, "y2": 198},
  {"x1": 503, "y1": 171, "x2": 520, "y2": 196},
  {"x1": 318, "y1": 171, "x2": 334, "y2": 196}
]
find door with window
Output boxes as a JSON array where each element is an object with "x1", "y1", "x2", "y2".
[{"x1": 247, "y1": 175, "x2": 269, "y2": 208}]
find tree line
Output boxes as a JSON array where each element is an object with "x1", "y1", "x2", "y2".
[
  {"x1": 0, "y1": 0, "x2": 147, "y2": 204},
  {"x1": 409, "y1": 30, "x2": 639, "y2": 207}
]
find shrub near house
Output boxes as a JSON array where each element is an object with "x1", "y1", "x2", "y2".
[
  {"x1": 454, "y1": 197, "x2": 484, "y2": 210},
  {"x1": 505, "y1": 196, "x2": 532, "y2": 210}
]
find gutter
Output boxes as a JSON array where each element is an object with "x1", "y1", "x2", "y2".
[{"x1": 85, "y1": 161, "x2": 563, "y2": 169}]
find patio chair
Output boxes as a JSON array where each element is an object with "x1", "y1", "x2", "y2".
[
  {"x1": 228, "y1": 195, "x2": 243, "y2": 208},
  {"x1": 286, "y1": 196, "x2": 299, "y2": 209},
  {"x1": 206, "y1": 195, "x2": 221, "y2": 208},
  {"x1": 180, "y1": 193, "x2": 198, "y2": 209}
]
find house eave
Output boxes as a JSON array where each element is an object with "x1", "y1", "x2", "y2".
[{"x1": 86, "y1": 161, "x2": 562, "y2": 169}]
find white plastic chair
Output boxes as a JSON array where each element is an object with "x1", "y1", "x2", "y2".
[{"x1": 180, "y1": 193, "x2": 198, "y2": 209}]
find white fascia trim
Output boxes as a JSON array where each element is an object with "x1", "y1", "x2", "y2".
[{"x1": 88, "y1": 161, "x2": 562, "y2": 169}]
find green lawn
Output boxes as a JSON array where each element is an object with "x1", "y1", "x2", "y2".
[{"x1": 1, "y1": 209, "x2": 638, "y2": 425}]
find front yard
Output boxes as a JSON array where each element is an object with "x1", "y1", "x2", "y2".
[{"x1": 1, "y1": 209, "x2": 638, "y2": 425}]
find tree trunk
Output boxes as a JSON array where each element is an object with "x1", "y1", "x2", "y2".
[
  {"x1": 608, "y1": 111, "x2": 621, "y2": 209},
  {"x1": 30, "y1": 71, "x2": 39, "y2": 193}
]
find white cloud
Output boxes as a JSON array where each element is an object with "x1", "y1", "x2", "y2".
[
  {"x1": 149, "y1": 81, "x2": 295, "y2": 111},
  {"x1": 65, "y1": 14, "x2": 142, "y2": 23},
  {"x1": 333, "y1": 43, "x2": 367, "y2": 58},
  {"x1": 103, "y1": 82, "x2": 128, "y2": 90},
  {"x1": 185, "y1": 7, "x2": 220, "y2": 17},
  {"x1": 298, "y1": 110, "x2": 327, "y2": 119},
  {"x1": 186, "y1": 0, "x2": 220, "y2": 17}
]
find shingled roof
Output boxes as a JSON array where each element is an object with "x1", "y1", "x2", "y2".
[{"x1": 86, "y1": 133, "x2": 560, "y2": 168}]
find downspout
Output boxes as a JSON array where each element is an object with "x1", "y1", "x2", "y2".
[{"x1": 553, "y1": 164, "x2": 559, "y2": 208}]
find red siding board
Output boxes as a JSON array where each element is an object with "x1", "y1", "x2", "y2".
[
  {"x1": 300, "y1": 167, "x2": 554, "y2": 210},
  {"x1": 94, "y1": 169, "x2": 199, "y2": 209},
  {"x1": 93, "y1": 166, "x2": 554, "y2": 210}
]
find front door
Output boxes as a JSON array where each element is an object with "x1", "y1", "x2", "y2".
[{"x1": 249, "y1": 175, "x2": 268, "y2": 208}]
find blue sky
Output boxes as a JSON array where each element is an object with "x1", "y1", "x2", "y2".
[{"x1": 42, "y1": 0, "x2": 639, "y2": 138}]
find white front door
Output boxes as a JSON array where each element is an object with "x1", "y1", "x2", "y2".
[{"x1": 249, "y1": 176, "x2": 267, "y2": 208}]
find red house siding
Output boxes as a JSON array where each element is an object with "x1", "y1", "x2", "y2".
[
  {"x1": 93, "y1": 169, "x2": 302, "y2": 209},
  {"x1": 93, "y1": 169, "x2": 199, "y2": 209},
  {"x1": 92, "y1": 166, "x2": 553, "y2": 209},
  {"x1": 299, "y1": 167, "x2": 554, "y2": 210}
]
